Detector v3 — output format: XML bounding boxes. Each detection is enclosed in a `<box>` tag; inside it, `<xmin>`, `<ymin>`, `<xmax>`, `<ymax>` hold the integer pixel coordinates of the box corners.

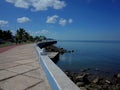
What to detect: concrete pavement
<box><xmin>0</xmin><ymin>44</ymin><xmax>51</xmax><ymax>90</ymax></box>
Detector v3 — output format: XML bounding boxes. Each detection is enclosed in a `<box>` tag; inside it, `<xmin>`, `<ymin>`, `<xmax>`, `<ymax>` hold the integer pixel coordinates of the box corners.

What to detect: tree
<box><xmin>33</xmin><ymin>36</ymin><xmax>47</xmax><ymax>42</ymax></box>
<box><xmin>0</xmin><ymin>29</ymin><xmax>13</xmax><ymax>41</ymax></box>
<box><xmin>34</xmin><ymin>36</ymin><xmax>39</xmax><ymax>41</ymax></box>
<box><xmin>24</xmin><ymin>32</ymin><xmax>30</xmax><ymax>41</ymax></box>
<box><xmin>39</xmin><ymin>36</ymin><xmax>46</xmax><ymax>40</ymax></box>
<box><xmin>29</xmin><ymin>35</ymin><xmax>34</xmax><ymax>42</ymax></box>
<box><xmin>0</xmin><ymin>29</ymin><xmax>3</xmax><ymax>39</ymax></box>
<box><xmin>15</xmin><ymin>28</ymin><xmax>34</xmax><ymax>43</ymax></box>
<box><xmin>16</xmin><ymin>28</ymin><xmax>25</xmax><ymax>42</ymax></box>
<box><xmin>6</xmin><ymin>30</ymin><xmax>12</xmax><ymax>41</ymax></box>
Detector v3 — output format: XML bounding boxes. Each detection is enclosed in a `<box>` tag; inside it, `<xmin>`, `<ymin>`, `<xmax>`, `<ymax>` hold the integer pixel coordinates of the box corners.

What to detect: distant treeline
<box><xmin>0</xmin><ymin>29</ymin><xmax>13</xmax><ymax>42</ymax></box>
<box><xmin>0</xmin><ymin>28</ymin><xmax>47</xmax><ymax>44</ymax></box>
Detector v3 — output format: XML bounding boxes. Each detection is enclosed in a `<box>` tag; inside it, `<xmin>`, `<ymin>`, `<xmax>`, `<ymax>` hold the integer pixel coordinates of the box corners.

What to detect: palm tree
<box><xmin>15</xmin><ymin>28</ymin><xmax>25</xmax><ymax>43</ymax></box>
<box><xmin>6</xmin><ymin>30</ymin><xmax>12</xmax><ymax>41</ymax></box>
<box><xmin>0</xmin><ymin>29</ymin><xmax>3</xmax><ymax>39</ymax></box>
<box><xmin>24</xmin><ymin>32</ymin><xmax>30</xmax><ymax>42</ymax></box>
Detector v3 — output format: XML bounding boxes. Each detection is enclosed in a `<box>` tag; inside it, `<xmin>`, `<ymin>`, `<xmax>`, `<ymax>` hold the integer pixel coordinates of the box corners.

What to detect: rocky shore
<box><xmin>45</xmin><ymin>45</ymin><xmax>120</xmax><ymax>90</ymax></box>
<box><xmin>45</xmin><ymin>45</ymin><xmax>74</xmax><ymax>54</ymax></box>
<box><xmin>65</xmin><ymin>70</ymin><xmax>120</xmax><ymax>90</ymax></box>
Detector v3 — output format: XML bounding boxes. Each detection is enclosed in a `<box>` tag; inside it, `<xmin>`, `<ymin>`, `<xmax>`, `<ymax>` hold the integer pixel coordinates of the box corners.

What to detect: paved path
<box><xmin>0</xmin><ymin>44</ymin><xmax>20</xmax><ymax>53</ymax></box>
<box><xmin>0</xmin><ymin>44</ymin><xmax>51</xmax><ymax>90</ymax></box>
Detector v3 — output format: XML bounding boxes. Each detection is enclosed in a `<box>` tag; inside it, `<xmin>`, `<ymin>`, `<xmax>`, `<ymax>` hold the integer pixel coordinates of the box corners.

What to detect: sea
<box><xmin>55</xmin><ymin>40</ymin><xmax>120</xmax><ymax>77</ymax></box>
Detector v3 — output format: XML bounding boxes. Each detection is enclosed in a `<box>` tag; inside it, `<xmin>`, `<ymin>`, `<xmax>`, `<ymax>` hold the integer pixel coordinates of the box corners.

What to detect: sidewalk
<box><xmin>0</xmin><ymin>44</ymin><xmax>51</xmax><ymax>90</ymax></box>
<box><xmin>0</xmin><ymin>44</ymin><xmax>19</xmax><ymax>53</ymax></box>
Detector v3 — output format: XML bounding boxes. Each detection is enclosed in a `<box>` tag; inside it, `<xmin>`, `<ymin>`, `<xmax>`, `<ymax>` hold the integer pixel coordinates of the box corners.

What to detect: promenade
<box><xmin>0</xmin><ymin>44</ymin><xmax>51</xmax><ymax>90</ymax></box>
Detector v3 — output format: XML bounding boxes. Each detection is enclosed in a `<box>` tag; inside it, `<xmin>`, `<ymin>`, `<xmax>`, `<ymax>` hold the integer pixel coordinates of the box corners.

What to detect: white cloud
<box><xmin>35</xmin><ymin>29</ymin><xmax>49</xmax><ymax>35</ymax></box>
<box><xmin>33</xmin><ymin>29</ymin><xmax>58</xmax><ymax>37</ymax></box>
<box><xmin>40</xmin><ymin>29</ymin><xmax>49</xmax><ymax>34</ymax></box>
<box><xmin>68</xmin><ymin>18</ymin><xmax>73</xmax><ymax>24</ymax></box>
<box><xmin>46</xmin><ymin>15</ymin><xmax>73</xmax><ymax>26</ymax></box>
<box><xmin>6</xmin><ymin>0</ymin><xmax>30</xmax><ymax>9</ymax></box>
<box><xmin>17</xmin><ymin>17</ymin><xmax>30</xmax><ymax>23</ymax></box>
<box><xmin>11</xmin><ymin>30</ymin><xmax>16</xmax><ymax>35</ymax></box>
<box><xmin>0</xmin><ymin>20</ymin><xmax>8</xmax><ymax>27</ymax></box>
<box><xmin>5</xmin><ymin>0</ymin><xmax>66</xmax><ymax>11</ymax></box>
<box><xmin>46</xmin><ymin>15</ymin><xmax>59</xmax><ymax>24</ymax></box>
<box><xmin>59</xmin><ymin>18</ymin><xmax>67</xmax><ymax>26</ymax></box>
<box><xmin>53</xmin><ymin>0</ymin><xmax>66</xmax><ymax>9</ymax></box>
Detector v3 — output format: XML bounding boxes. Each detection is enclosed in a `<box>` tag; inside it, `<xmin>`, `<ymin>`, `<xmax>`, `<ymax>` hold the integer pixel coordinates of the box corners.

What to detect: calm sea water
<box><xmin>55</xmin><ymin>40</ymin><xmax>120</xmax><ymax>75</ymax></box>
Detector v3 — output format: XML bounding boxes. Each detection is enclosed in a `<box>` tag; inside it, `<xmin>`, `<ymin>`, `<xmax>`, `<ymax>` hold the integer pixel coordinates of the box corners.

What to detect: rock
<box><xmin>65</xmin><ymin>71</ymin><xmax>77</xmax><ymax>82</ymax></box>
<box><xmin>67</xmin><ymin>50</ymin><xmax>71</xmax><ymax>53</ymax></box>
<box><xmin>102</xmin><ymin>84</ymin><xmax>109</xmax><ymax>90</ymax></box>
<box><xmin>98</xmin><ymin>78</ymin><xmax>106</xmax><ymax>85</ymax></box>
<box><xmin>115</xmin><ymin>84</ymin><xmax>120</xmax><ymax>90</ymax></box>
<box><xmin>80</xmin><ymin>87</ymin><xmax>87</xmax><ymax>90</ymax></box>
<box><xmin>85</xmin><ymin>83</ymin><xmax>101</xmax><ymax>90</ymax></box>
<box><xmin>92</xmin><ymin>77</ymin><xmax>99</xmax><ymax>84</ymax></box>
<box><xmin>105</xmin><ymin>80</ymin><xmax>111</xmax><ymax>84</ymax></box>
<box><xmin>117</xmin><ymin>73</ymin><xmax>120</xmax><ymax>78</ymax></box>
<box><xmin>0</xmin><ymin>87</ymin><xmax>3</xmax><ymax>90</ymax></box>
<box><xmin>112</xmin><ymin>73</ymin><xmax>120</xmax><ymax>84</ymax></box>
<box><xmin>45</xmin><ymin>45</ymin><xmax>67</xmax><ymax>54</ymax></box>
<box><xmin>76</xmin><ymin>75</ymin><xmax>84</xmax><ymax>80</ymax></box>
<box><xmin>76</xmin><ymin>73</ymin><xmax>89</xmax><ymax>79</ymax></box>
<box><xmin>83</xmin><ymin>74</ymin><xmax>90</xmax><ymax>84</ymax></box>
<box><xmin>76</xmin><ymin>82</ymin><xmax>85</xmax><ymax>87</ymax></box>
<box><xmin>75</xmin><ymin>73</ymin><xmax>90</xmax><ymax>84</ymax></box>
<box><xmin>65</xmin><ymin>71</ymin><xmax>70</xmax><ymax>75</ymax></box>
<box><xmin>64</xmin><ymin>71</ymin><xmax>120</xmax><ymax>90</ymax></box>
<box><xmin>87</xmin><ymin>74</ymin><xmax>96</xmax><ymax>82</ymax></box>
<box><xmin>75</xmin><ymin>75</ymin><xmax>84</xmax><ymax>82</ymax></box>
<box><xmin>72</xmin><ymin>50</ymin><xmax>74</xmax><ymax>52</ymax></box>
<box><xmin>112</xmin><ymin>75</ymin><xmax>117</xmax><ymax>84</ymax></box>
<box><xmin>67</xmin><ymin>50</ymin><xmax>74</xmax><ymax>53</ymax></box>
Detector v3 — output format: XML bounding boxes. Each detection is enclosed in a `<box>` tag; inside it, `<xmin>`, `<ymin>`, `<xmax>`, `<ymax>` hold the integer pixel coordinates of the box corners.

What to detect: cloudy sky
<box><xmin>0</xmin><ymin>0</ymin><xmax>120</xmax><ymax>40</ymax></box>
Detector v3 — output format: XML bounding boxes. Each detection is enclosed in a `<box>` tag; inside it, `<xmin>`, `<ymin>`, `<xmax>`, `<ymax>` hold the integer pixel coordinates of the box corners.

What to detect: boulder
<box><xmin>76</xmin><ymin>75</ymin><xmax>84</xmax><ymax>80</ymax></box>
<box><xmin>117</xmin><ymin>73</ymin><xmax>120</xmax><ymax>78</ymax></box>
<box><xmin>75</xmin><ymin>73</ymin><xmax>89</xmax><ymax>81</ymax></box>
<box><xmin>105</xmin><ymin>80</ymin><xmax>111</xmax><ymax>84</ymax></box>
<box><xmin>80</xmin><ymin>87</ymin><xmax>87</xmax><ymax>90</ymax></box>
<box><xmin>92</xmin><ymin>77</ymin><xmax>99</xmax><ymax>84</ymax></box>
<box><xmin>76</xmin><ymin>82</ymin><xmax>85</xmax><ymax>87</ymax></box>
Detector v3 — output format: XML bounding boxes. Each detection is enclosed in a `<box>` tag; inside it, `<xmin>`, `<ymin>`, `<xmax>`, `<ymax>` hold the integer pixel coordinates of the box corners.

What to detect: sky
<box><xmin>0</xmin><ymin>0</ymin><xmax>120</xmax><ymax>40</ymax></box>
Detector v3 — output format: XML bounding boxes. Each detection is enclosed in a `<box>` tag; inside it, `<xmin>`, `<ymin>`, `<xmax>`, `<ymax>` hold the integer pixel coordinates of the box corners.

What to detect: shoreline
<box><xmin>64</xmin><ymin>70</ymin><xmax>120</xmax><ymax>90</ymax></box>
<box><xmin>45</xmin><ymin>45</ymin><xmax>74</xmax><ymax>54</ymax></box>
<box><xmin>44</xmin><ymin>44</ymin><xmax>120</xmax><ymax>90</ymax></box>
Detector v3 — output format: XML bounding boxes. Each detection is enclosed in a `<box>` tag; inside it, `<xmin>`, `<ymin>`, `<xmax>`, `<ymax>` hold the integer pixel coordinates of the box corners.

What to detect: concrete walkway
<box><xmin>0</xmin><ymin>44</ymin><xmax>51</xmax><ymax>90</ymax></box>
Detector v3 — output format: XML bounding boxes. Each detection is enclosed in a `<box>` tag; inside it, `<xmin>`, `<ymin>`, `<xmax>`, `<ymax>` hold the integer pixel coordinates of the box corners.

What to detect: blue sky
<box><xmin>0</xmin><ymin>0</ymin><xmax>120</xmax><ymax>40</ymax></box>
